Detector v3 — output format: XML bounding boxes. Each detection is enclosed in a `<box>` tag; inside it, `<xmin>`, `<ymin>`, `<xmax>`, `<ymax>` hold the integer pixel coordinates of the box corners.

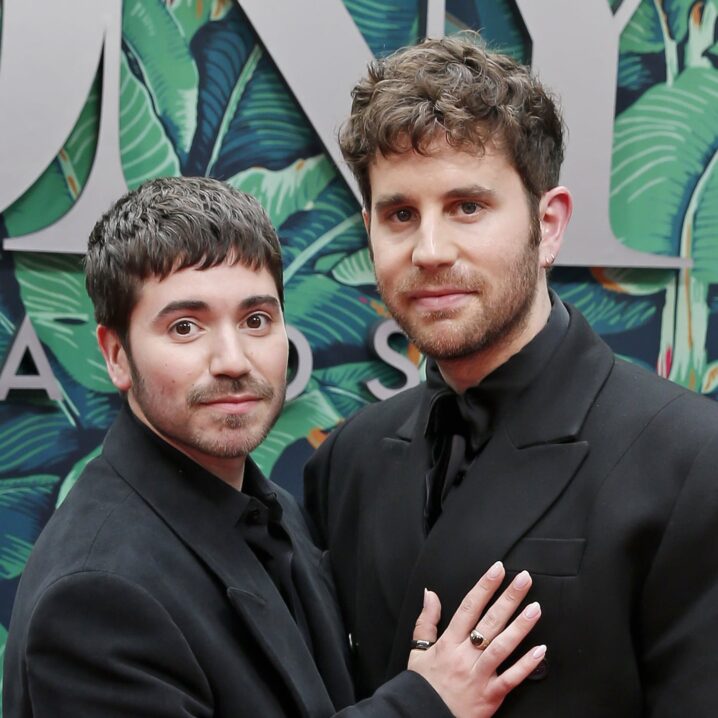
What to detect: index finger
<box><xmin>441</xmin><ymin>561</ymin><xmax>506</xmax><ymax>644</ymax></box>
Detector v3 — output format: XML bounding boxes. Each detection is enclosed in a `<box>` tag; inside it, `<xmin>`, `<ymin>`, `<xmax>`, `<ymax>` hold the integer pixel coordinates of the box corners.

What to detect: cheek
<box><xmin>372</xmin><ymin>251</ymin><xmax>401</xmax><ymax>284</ymax></box>
<box><xmin>251</xmin><ymin>337</ymin><xmax>289</xmax><ymax>383</ymax></box>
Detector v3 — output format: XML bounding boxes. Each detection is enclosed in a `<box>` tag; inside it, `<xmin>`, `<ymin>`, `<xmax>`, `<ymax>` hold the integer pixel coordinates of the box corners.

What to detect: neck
<box><xmin>437</xmin><ymin>287</ymin><xmax>552</xmax><ymax>394</ymax></box>
<box><xmin>189</xmin><ymin>454</ymin><xmax>246</xmax><ymax>491</ymax></box>
<box><xmin>128</xmin><ymin>397</ymin><xmax>246</xmax><ymax>491</ymax></box>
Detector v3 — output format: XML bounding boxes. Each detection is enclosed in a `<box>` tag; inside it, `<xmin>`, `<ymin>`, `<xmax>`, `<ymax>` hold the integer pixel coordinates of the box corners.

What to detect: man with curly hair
<box><xmin>306</xmin><ymin>35</ymin><xmax>718</xmax><ymax>716</ymax></box>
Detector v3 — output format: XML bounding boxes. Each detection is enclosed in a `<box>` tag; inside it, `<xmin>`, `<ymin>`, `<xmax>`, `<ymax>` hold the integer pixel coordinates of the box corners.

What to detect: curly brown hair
<box><xmin>339</xmin><ymin>34</ymin><xmax>565</xmax><ymax>210</ymax></box>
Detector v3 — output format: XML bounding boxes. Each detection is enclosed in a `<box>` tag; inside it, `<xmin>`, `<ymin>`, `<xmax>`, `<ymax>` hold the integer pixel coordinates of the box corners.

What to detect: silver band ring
<box><xmin>410</xmin><ymin>639</ymin><xmax>435</xmax><ymax>651</ymax></box>
<box><xmin>469</xmin><ymin>629</ymin><xmax>491</xmax><ymax>650</ymax></box>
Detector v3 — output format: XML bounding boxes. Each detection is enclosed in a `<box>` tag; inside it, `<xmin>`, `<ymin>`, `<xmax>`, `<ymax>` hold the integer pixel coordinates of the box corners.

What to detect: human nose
<box><xmin>208</xmin><ymin>326</ymin><xmax>252</xmax><ymax>378</ymax></box>
<box><xmin>411</xmin><ymin>215</ymin><xmax>457</xmax><ymax>268</ymax></box>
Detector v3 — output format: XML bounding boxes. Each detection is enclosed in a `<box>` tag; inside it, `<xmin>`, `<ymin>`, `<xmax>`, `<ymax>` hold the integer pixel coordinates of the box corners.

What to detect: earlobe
<box><xmin>96</xmin><ymin>325</ymin><xmax>132</xmax><ymax>392</ymax></box>
<box><xmin>538</xmin><ymin>186</ymin><xmax>573</xmax><ymax>268</ymax></box>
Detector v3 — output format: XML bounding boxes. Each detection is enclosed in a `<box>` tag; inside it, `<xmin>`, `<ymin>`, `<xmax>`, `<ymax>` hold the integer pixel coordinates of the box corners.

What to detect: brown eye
<box><xmin>173</xmin><ymin>320</ymin><xmax>194</xmax><ymax>336</ymax></box>
<box><xmin>245</xmin><ymin>313</ymin><xmax>270</xmax><ymax>331</ymax></box>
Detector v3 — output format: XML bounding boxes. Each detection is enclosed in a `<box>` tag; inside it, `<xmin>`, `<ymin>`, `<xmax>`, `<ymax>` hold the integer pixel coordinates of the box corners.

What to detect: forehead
<box><xmin>133</xmin><ymin>261</ymin><xmax>280</xmax><ymax>313</ymax></box>
<box><xmin>368</xmin><ymin>137</ymin><xmax>520</xmax><ymax>203</ymax></box>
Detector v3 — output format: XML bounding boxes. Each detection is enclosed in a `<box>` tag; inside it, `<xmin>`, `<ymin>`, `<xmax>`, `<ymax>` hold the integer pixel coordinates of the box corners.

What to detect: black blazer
<box><xmin>3</xmin><ymin>406</ymin><xmax>450</xmax><ymax>718</ymax></box>
<box><xmin>306</xmin><ymin>303</ymin><xmax>718</xmax><ymax>717</ymax></box>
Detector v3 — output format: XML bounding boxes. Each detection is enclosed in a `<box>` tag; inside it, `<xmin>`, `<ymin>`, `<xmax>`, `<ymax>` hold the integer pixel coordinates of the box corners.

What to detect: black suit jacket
<box><xmin>305</xmin><ymin>303</ymin><xmax>718</xmax><ymax>717</ymax></box>
<box><xmin>3</xmin><ymin>406</ymin><xmax>450</xmax><ymax>718</ymax></box>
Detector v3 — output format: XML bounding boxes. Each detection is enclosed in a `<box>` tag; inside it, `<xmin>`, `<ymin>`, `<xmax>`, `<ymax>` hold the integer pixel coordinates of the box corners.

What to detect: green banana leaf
<box><xmin>284</xmin><ymin>273</ymin><xmax>381</xmax><ymax>351</ymax></box>
<box><xmin>281</xmin><ymin>179</ymin><xmax>366</xmax><ymax>280</ymax></box>
<box><xmin>210</xmin><ymin>51</ymin><xmax>322</xmax><ymax>176</ymax></box>
<box><xmin>188</xmin><ymin>6</ymin><xmax>259</xmax><ymax>176</ymax></box>
<box><xmin>0</xmin><ymin>408</ymin><xmax>79</xmax><ymax>474</ymax></box>
<box><xmin>344</xmin><ymin>0</ymin><xmax>420</xmax><ymax>56</ymax></box>
<box><xmin>123</xmin><ymin>0</ymin><xmax>199</xmax><ymax>158</ymax></box>
<box><xmin>119</xmin><ymin>52</ymin><xmax>181</xmax><ymax>189</ymax></box>
<box><xmin>611</xmin><ymin>67</ymin><xmax>718</xmax><ymax>282</ymax></box>
<box><xmin>56</xmin><ymin>445</ymin><xmax>103</xmax><ymax>508</ymax></box>
<box><xmin>229</xmin><ymin>155</ymin><xmax>336</xmax><ymax>229</ymax></box>
<box><xmin>251</xmin><ymin>389</ymin><xmax>342</xmax><ymax>476</ymax></box>
<box><xmin>0</xmin><ymin>475</ymin><xmax>60</xmax><ymax>579</ymax></box>
<box><xmin>2</xmin><ymin>78</ymin><xmax>99</xmax><ymax>235</ymax></box>
<box><xmin>13</xmin><ymin>253</ymin><xmax>113</xmax><ymax>393</ymax></box>
<box><xmin>311</xmin><ymin>359</ymin><xmax>414</xmax><ymax>417</ymax></box>
<box><xmin>620</xmin><ymin>0</ymin><xmax>694</xmax><ymax>55</ymax></box>
<box><xmin>445</xmin><ymin>0</ymin><xmax>529</xmax><ymax>62</ymax></box>
<box><xmin>168</xmin><ymin>0</ymin><xmax>233</xmax><ymax>40</ymax></box>
<box><xmin>331</xmin><ymin>247</ymin><xmax>375</xmax><ymax>287</ymax></box>
<box><xmin>554</xmin><ymin>278</ymin><xmax>660</xmax><ymax>334</ymax></box>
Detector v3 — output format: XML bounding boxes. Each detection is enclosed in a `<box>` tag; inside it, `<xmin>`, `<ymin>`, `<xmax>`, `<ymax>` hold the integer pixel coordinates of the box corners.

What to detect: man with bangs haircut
<box><xmin>305</xmin><ymin>35</ymin><xmax>718</xmax><ymax>716</ymax></box>
<box><xmin>4</xmin><ymin>176</ymin><xmax>546</xmax><ymax>718</ymax></box>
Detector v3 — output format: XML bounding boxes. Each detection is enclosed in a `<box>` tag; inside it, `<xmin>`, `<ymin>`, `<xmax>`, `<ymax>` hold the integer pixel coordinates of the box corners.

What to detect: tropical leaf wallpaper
<box><xmin>1</xmin><ymin>0</ymin><xmax>718</xmax><ymax>700</ymax></box>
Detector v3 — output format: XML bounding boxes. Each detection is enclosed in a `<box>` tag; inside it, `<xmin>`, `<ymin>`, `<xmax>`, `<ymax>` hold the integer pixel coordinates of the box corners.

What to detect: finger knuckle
<box><xmin>488</xmin><ymin>635</ymin><xmax>509</xmax><ymax>655</ymax></box>
<box><xmin>482</xmin><ymin>610</ymin><xmax>500</xmax><ymax>630</ymax></box>
<box><xmin>493</xmin><ymin>675</ymin><xmax>512</xmax><ymax>696</ymax></box>
<box><xmin>459</xmin><ymin>596</ymin><xmax>477</xmax><ymax>615</ymax></box>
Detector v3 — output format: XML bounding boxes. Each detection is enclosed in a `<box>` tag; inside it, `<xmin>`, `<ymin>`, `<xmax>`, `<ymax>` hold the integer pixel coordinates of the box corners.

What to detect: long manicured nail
<box><xmin>532</xmin><ymin>645</ymin><xmax>547</xmax><ymax>660</ymax></box>
<box><xmin>487</xmin><ymin>561</ymin><xmax>503</xmax><ymax>579</ymax></box>
<box><xmin>514</xmin><ymin>570</ymin><xmax>530</xmax><ymax>589</ymax></box>
<box><xmin>523</xmin><ymin>601</ymin><xmax>541</xmax><ymax>619</ymax></box>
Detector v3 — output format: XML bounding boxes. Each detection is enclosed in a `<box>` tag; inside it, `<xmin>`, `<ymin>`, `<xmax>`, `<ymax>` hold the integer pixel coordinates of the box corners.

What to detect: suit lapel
<box><xmin>285</xmin><ymin>526</ymin><xmax>356</xmax><ymax>709</ymax></box>
<box><xmin>385</xmin><ymin>305</ymin><xmax>615</xmax><ymax>674</ymax></box>
<box><xmin>225</xmin><ymin>550</ymin><xmax>333</xmax><ymax>718</ymax></box>
<box><xmin>368</xmin><ymin>399</ymin><xmax>432</xmax><ymax>620</ymax></box>
<box><xmin>102</xmin><ymin>412</ymin><xmax>332</xmax><ymax>718</ymax></box>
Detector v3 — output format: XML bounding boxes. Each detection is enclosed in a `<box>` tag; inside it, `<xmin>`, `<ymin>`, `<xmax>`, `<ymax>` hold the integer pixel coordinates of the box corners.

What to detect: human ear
<box><xmin>96</xmin><ymin>325</ymin><xmax>132</xmax><ymax>392</ymax></box>
<box><xmin>538</xmin><ymin>186</ymin><xmax>573</xmax><ymax>268</ymax></box>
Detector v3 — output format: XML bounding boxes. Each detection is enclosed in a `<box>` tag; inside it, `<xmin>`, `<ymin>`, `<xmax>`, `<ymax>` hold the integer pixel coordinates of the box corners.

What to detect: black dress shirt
<box><xmin>129</xmin><ymin>410</ymin><xmax>312</xmax><ymax>647</ymax></box>
<box><xmin>423</xmin><ymin>292</ymin><xmax>570</xmax><ymax>530</ymax></box>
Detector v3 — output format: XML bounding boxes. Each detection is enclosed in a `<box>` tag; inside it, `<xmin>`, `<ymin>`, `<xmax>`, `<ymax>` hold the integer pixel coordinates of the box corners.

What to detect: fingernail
<box><xmin>532</xmin><ymin>645</ymin><xmax>547</xmax><ymax>660</ymax></box>
<box><xmin>523</xmin><ymin>601</ymin><xmax>541</xmax><ymax>619</ymax></box>
<box><xmin>514</xmin><ymin>570</ymin><xmax>530</xmax><ymax>588</ymax></box>
<box><xmin>487</xmin><ymin>561</ymin><xmax>503</xmax><ymax>579</ymax></box>
<box><xmin>423</xmin><ymin>588</ymin><xmax>428</xmax><ymax>608</ymax></box>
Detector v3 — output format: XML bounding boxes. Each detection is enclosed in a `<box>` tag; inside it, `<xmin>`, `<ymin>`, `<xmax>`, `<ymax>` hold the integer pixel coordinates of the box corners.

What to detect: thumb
<box><xmin>412</xmin><ymin>588</ymin><xmax>441</xmax><ymax>648</ymax></box>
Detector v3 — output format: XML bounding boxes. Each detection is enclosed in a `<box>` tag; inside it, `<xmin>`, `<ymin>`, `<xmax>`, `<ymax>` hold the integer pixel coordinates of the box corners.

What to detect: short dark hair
<box><xmin>339</xmin><ymin>34</ymin><xmax>565</xmax><ymax>209</ymax></box>
<box><xmin>85</xmin><ymin>176</ymin><xmax>283</xmax><ymax>342</ymax></box>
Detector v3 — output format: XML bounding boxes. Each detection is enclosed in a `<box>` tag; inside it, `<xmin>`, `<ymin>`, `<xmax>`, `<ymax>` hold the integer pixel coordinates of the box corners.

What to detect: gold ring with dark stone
<box><xmin>469</xmin><ymin>629</ymin><xmax>491</xmax><ymax>650</ymax></box>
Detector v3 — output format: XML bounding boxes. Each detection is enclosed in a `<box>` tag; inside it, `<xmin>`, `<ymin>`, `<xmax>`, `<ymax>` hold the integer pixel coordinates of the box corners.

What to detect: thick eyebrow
<box><xmin>444</xmin><ymin>184</ymin><xmax>497</xmax><ymax>201</ymax></box>
<box><xmin>373</xmin><ymin>185</ymin><xmax>496</xmax><ymax>213</ymax></box>
<box><xmin>238</xmin><ymin>295</ymin><xmax>281</xmax><ymax>313</ymax></box>
<box><xmin>154</xmin><ymin>295</ymin><xmax>281</xmax><ymax>321</ymax></box>
<box><xmin>155</xmin><ymin>300</ymin><xmax>208</xmax><ymax>320</ymax></box>
<box><xmin>373</xmin><ymin>193</ymin><xmax>412</xmax><ymax>213</ymax></box>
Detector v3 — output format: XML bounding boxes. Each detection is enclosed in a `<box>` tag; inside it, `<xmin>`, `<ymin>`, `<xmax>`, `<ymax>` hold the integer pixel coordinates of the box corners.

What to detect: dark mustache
<box><xmin>395</xmin><ymin>269</ymin><xmax>480</xmax><ymax>293</ymax></box>
<box><xmin>187</xmin><ymin>377</ymin><xmax>274</xmax><ymax>406</ymax></box>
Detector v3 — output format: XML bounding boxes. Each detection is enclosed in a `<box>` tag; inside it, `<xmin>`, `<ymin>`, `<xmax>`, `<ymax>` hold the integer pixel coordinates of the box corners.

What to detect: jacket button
<box><xmin>528</xmin><ymin>658</ymin><xmax>549</xmax><ymax>680</ymax></box>
<box><xmin>348</xmin><ymin>632</ymin><xmax>358</xmax><ymax>655</ymax></box>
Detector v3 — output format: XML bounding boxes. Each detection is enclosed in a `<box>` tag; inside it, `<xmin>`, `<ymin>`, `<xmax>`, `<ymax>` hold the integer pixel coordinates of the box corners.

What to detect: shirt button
<box><xmin>528</xmin><ymin>657</ymin><xmax>549</xmax><ymax>680</ymax></box>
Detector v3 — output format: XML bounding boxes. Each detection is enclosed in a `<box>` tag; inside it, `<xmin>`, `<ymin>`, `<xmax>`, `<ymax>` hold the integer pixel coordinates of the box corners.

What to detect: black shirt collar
<box><xmin>425</xmin><ymin>291</ymin><xmax>570</xmax><ymax>449</ymax></box>
<box><xmin>126</xmin><ymin>406</ymin><xmax>282</xmax><ymax>525</ymax></box>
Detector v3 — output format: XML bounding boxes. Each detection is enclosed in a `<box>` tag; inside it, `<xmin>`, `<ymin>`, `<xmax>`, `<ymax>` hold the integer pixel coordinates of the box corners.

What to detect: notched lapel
<box><xmin>227</xmin><ymin>578</ymin><xmax>332</xmax><ymax>718</ymax></box>
<box><xmin>370</xmin><ymin>432</ymin><xmax>430</xmax><ymax>616</ymax></box>
<box><xmin>434</xmin><ymin>429</ymin><xmax>590</xmax><ymax>569</ymax></box>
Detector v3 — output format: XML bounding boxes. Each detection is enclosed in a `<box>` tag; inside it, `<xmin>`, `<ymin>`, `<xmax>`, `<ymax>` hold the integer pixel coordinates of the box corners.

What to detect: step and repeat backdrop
<box><xmin>1</xmin><ymin>0</ymin><xmax>718</xmax><ymax>694</ymax></box>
